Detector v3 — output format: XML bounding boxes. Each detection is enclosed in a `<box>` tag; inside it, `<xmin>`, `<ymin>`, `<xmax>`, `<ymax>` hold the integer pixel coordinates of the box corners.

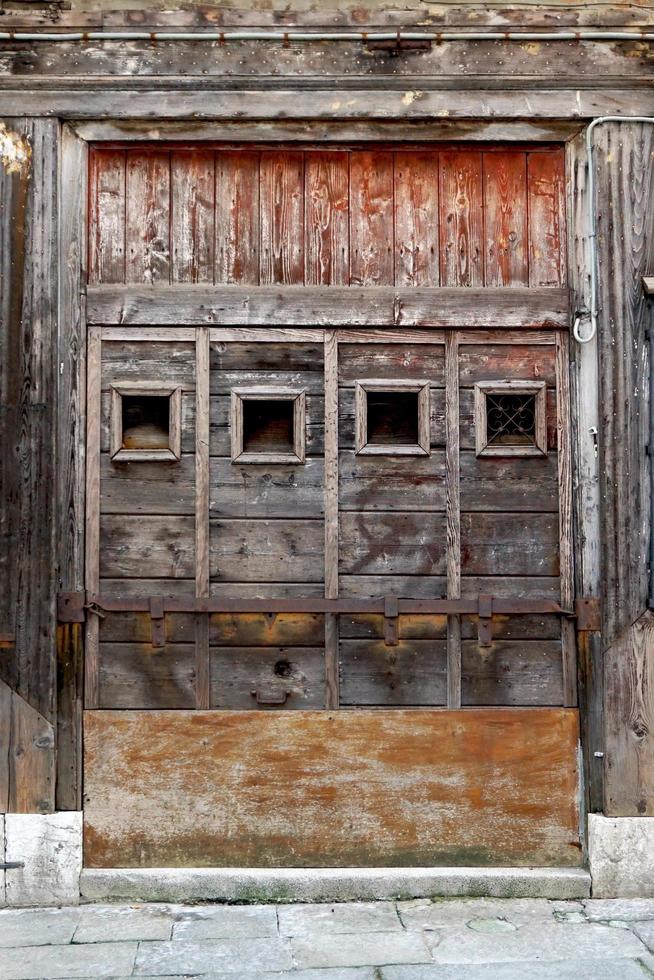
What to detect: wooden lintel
<box><xmin>87</xmin><ymin>285</ymin><xmax>571</xmax><ymax>329</ymax></box>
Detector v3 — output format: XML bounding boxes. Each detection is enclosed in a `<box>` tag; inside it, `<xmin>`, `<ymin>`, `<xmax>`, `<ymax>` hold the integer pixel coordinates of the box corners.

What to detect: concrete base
<box><xmin>0</xmin><ymin>815</ymin><xmax>5</xmax><ymax>905</ymax></box>
<box><xmin>3</xmin><ymin>812</ymin><xmax>83</xmax><ymax>907</ymax></box>
<box><xmin>589</xmin><ymin>814</ymin><xmax>654</xmax><ymax>898</ymax></box>
<box><xmin>80</xmin><ymin>866</ymin><xmax>591</xmax><ymax>904</ymax></box>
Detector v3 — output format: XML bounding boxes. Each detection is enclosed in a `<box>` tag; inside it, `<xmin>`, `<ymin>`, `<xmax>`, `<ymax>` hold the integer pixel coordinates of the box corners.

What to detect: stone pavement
<box><xmin>1</xmin><ymin>898</ymin><xmax>654</xmax><ymax>979</ymax></box>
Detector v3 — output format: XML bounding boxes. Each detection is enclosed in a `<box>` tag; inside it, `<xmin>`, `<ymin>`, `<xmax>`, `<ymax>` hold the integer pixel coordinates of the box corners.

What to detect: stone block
<box><xmin>0</xmin><ymin>940</ymin><xmax>137</xmax><ymax>979</ymax></box>
<box><xmin>397</xmin><ymin>898</ymin><xmax>553</xmax><ymax>931</ymax></box>
<box><xmin>0</xmin><ymin>907</ymin><xmax>81</xmax><ymax>947</ymax></box>
<box><xmin>584</xmin><ymin>898</ymin><xmax>654</xmax><ymax>921</ymax></box>
<box><xmin>134</xmin><ymin>938</ymin><xmax>293</xmax><ymax>975</ymax></box>
<box><xmin>5</xmin><ymin>812</ymin><xmax>82</xmax><ymax>907</ymax></box>
<box><xmin>381</xmin><ymin>961</ymin><xmax>654</xmax><ymax>979</ymax></box>
<box><xmin>291</xmin><ymin>930</ymin><xmax>431</xmax><ymax>970</ymax></box>
<box><xmin>73</xmin><ymin>904</ymin><xmax>175</xmax><ymax>942</ymax></box>
<box><xmin>278</xmin><ymin>901</ymin><xmax>402</xmax><ymax>938</ymax></box>
<box><xmin>172</xmin><ymin>904</ymin><xmax>277</xmax><ymax>941</ymax></box>
<box><xmin>588</xmin><ymin>814</ymin><xmax>654</xmax><ymax>898</ymax></box>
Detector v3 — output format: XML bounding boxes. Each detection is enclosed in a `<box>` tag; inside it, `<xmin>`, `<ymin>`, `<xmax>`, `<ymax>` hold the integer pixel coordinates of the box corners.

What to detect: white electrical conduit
<box><xmin>576</xmin><ymin>116</ymin><xmax>654</xmax><ymax>344</ymax></box>
<box><xmin>0</xmin><ymin>30</ymin><xmax>653</xmax><ymax>41</ymax></box>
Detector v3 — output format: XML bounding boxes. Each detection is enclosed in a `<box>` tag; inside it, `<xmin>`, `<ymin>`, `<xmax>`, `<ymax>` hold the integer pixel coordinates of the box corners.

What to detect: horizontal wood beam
<box><xmin>1</xmin><ymin>87</ymin><xmax>652</xmax><ymax>121</ymax></box>
<box><xmin>86</xmin><ymin>285</ymin><xmax>571</xmax><ymax>329</ymax></box>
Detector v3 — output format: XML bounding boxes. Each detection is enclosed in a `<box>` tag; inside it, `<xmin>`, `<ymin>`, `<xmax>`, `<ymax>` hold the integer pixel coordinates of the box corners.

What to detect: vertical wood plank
<box><xmin>0</xmin><ymin>681</ymin><xmax>9</xmax><ymax>811</ymax></box>
<box><xmin>567</xmin><ymin>131</ymin><xmax>604</xmax><ymax>812</ymax></box>
<box><xmin>88</xmin><ymin>148</ymin><xmax>125</xmax><ymax>284</ymax></box>
<box><xmin>304</xmin><ymin>151</ymin><xmax>349</xmax><ymax>286</ymax></box>
<box><xmin>57</xmin><ymin>125</ymin><xmax>87</xmax><ymax>809</ymax></box>
<box><xmin>215</xmin><ymin>151</ymin><xmax>260</xmax><ymax>285</ymax></box>
<box><xmin>171</xmin><ymin>150</ymin><xmax>215</xmax><ymax>284</ymax></box>
<box><xmin>8</xmin><ymin>685</ymin><xmax>55</xmax><ymax>814</ymax></box>
<box><xmin>260</xmin><ymin>150</ymin><xmax>304</xmax><ymax>285</ymax></box>
<box><xmin>84</xmin><ymin>326</ymin><xmax>102</xmax><ymax>709</ymax></box>
<box><xmin>557</xmin><ymin>332</ymin><xmax>577</xmax><ymax>707</ymax></box>
<box><xmin>195</xmin><ymin>327</ymin><xmax>211</xmax><ymax>710</ymax></box>
<box><xmin>446</xmin><ymin>331</ymin><xmax>461</xmax><ymax>709</ymax></box>
<box><xmin>439</xmin><ymin>150</ymin><xmax>483</xmax><ymax>287</ymax></box>
<box><xmin>528</xmin><ymin>149</ymin><xmax>567</xmax><ymax>288</ymax></box>
<box><xmin>125</xmin><ymin>150</ymin><xmax>171</xmax><ymax>284</ymax></box>
<box><xmin>394</xmin><ymin>151</ymin><xmax>439</xmax><ymax>287</ymax></box>
<box><xmin>349</xmin><ymin>151</ymin><xmax>394</xmax><ymax>287</ymax></box>
<box><xmin>483</xmin><ymin>151</ymin><xmax>529</xmax><ymax>287</ymax></box>
<box><xmin>324</xmin><ymin>329</ymin><xmax>339</xmax><ymax>709</ymax></box>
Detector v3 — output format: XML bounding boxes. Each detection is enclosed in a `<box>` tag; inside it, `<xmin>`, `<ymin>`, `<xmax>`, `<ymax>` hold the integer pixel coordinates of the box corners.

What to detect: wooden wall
<box><xmin>88</xmin><ymin>146</ymin><xmax>566</xmax><ymax>290</ymax></box>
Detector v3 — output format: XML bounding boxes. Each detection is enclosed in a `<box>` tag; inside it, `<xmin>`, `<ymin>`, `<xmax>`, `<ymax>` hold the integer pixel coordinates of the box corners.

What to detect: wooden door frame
<box><xmin>57</xmin><ymin>119</ymin><xmax>593</xmax><ymax>815</ymax></box>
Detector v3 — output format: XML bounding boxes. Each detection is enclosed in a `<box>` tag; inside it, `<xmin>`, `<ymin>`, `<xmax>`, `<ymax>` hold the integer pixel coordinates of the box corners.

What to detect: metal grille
<box><xmin>486</xmin><ymin>393</ymin><xmax>537</xmax><ymax>446</ymax></box>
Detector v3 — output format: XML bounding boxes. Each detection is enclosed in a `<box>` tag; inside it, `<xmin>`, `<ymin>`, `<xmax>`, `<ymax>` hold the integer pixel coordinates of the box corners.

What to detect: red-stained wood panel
<box><xmin>484</xmin><ymin>151</ymin><xmax>529</xmax><ymax>287</ymax></box>
<box><xmin>439</xmin><ymin>150</ymin><xmax>483</xmax><ymax>287</ymax></box>
<box><xmin>215</xmin><ymin>151</ymin><xmax>260</xmax><ymax>285</ymax></box>
<box><xmin>171</xmin><ymin>151</ymin><xmax>215</xmax><ymax>284</ymax></box>
<box><xmin>527</xmin><ymin>149</ymin><xmax>567</xmax><ymax>288</ymax></box>
<box><xmin>260</xmin><ymin>150</ymin><xmax>304</xmax><ymax>285</ymax></box>
<box><xmin>349</xmin><ymin>151</ymin><xmax>394</xmax><ymax>287</ymax></box>
<box><xmin>394</xmin><ymin>151</ymin><xmax>440</xmax><ymax>287</ymax></box>
<box><xmin>88</xmin><ymin>149</ymin><xmax>126</xmax><ymax>285</ymax></box>
<box><xmin>304</xmin><ymin>151</ymin><xmax>349</xmax><ymax>286</ymax></box>
<box><xmin>125</xmin><ymin>150</ymin><xmax>171</xmax><ymax>285</ymax></box>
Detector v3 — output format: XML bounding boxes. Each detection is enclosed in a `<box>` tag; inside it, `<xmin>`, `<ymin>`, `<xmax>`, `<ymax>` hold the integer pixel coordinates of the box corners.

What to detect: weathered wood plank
<box><xmin>458</xmin><ymin>342</ymin><xmax>557</xmax><ymax>386</ymax></box>
<box><xmin>210</xmin><ymin>519</ymin><xmax>324</xmax><ymax>583</ymax></box>
<box><xmin>324</xmin><ymin>329</ymin><xmax>339</xmax><ymax>709</ymax></box>
<box><xmin>340</xmin><ymin>575</ymin><xmax>448</xmax><ymax>599</ymax></box>
<box><xmin>339</xmin><ymin>512</ymin><xmax>447</xmax><ymax>576</ymax></box>
<box><xmin>85</xmin><ymin>327</ymin><xmax>102</xmax><ymax>709</ymax></box>
<box><xmin>0</xmin><ymin>681</ymin><xmax>10</xmax><ymax>811</ymax></box>
<box><xmin>171</xmin><ymin>150</ymin><xmax>214</xmax><ymax>284</ymax></box>
<box><xmin>195</xmin><ymin>327</ymin><xmax>211</xmax><ymax>710</ymax></box>
<box><xmin>556</xmin><ymin>332</ymin><xmax>577</xmax><ymax>707</ymax></box>
<box><xmin>484</xmin><ymin>151</ymin><xmax>528</xmax><ymax>287</ymax></box>
<box><xmin>460</xmin><ymin>451</ymin><xmax>559</xmax><ymax>512</ymax></box>
<box><xmin>461</xmin><ymin>513</ymin><xmax>560</xmax><ymax>577</ymax></box>
<box><xmin>339</xmin><ymin>451</ymin><xmax>446</xmax><ymax>512</ymax></box>
<box><xmin>445</xmin><ymin>331</ymin><xmax>461</xmax><ymax>709</ymax></box>
<box><xmin>210</xmin><ymin>458</ymin><xmax>324</xmax><ymax>518</ymax></box>
<box><xmin>461</xmin><ymin>640</ymin><xmax>564</xmax><ymax>706</ymax></box>
<box><xmin>349</xmin><ymin>151</ymin><xmax>394</xmax><ymax>287</ymax></box>
<box><xmin>605</xmin><ymin>611</ymin><xmax>654</xmax><ymax>816</ymax></box>
<box><xmin>125</xmin><ymin>149</ymin><xmax>171</xmax><ymax>284</ymax></box>
<box><xmin>528</xmin><ymin>149</ymin><xmax>567</xmax><ymax>288</ymax></box>
<box><xmin>338</xmin><ymin>342</ymin><xmax>444</xmax><ymax>385</ymax></box>
<box><xmin>215</xmin><ymin>151</ymin><xmax>260</xmax><ymax>285</ymax></box>
<box><xmin>260</xmin><ymin>151</ymin><xmax>304</xmax><ymax>285</ymax></box>
<box><xmin>340</xmin><ymin>640</ymin><xmax>447</xmax><ymax>707</ymax></box>
<box><xmin>100</xmin><ymin>515</ymin><xmax>195</xmax><ymax>579</ymax></box>
<box><xmin>4</xmin><ymin>682</ymin><xmax>55</xmax><ymax>814</ymax></box>
<box><xmin>89</xmin><ymin>147</ymin><xmax>126</xmax><ymax>284</ymax></box>
<box><xmin>98</xmin><ymin>643</ymin><xmax>195</xmax><ymax>710</ymax></box>
<box><xmin>394</xmin><ymin>151</ymin><xmax>439</xmax><ymax>288</ymax></box>
<box><xmin>439</xmin><ymin>150</ymin><xmax>483</xmax><ymax>288</ymax></box>
<box><xmin>101</xmin><ymin>340</ymin><xmax>196</xmax><ymax>390</ymax></box>
<box><xmin>100</xmin><ymin>454</ymin><xmax>195</xmax><ymax>516</ymax></box>
<box><xmin>83</xmin><ymin>708</ymin><xmax>582</xmax><ymax>868</ymax></box>
<box><xmin>305</xmin><ymin>152</ymin><xmax>349</xmax><ymax>287</ymax></box>
<box><xmin>211</xmin><ymin>647</ymin><xmax>325</xmax><ymax>710</ymax></box>
<box><xmin>87</xmin><ymin>284</ymin><xmax>571</xmax><ymax>329</ymax></box>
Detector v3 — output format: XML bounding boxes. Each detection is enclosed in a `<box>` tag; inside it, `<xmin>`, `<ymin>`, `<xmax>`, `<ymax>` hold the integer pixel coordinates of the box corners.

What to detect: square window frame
<box><xmin>110</xmin><ymin>383</ymin><xmax>182</xmax><ymax>462</ymax></box>
<box><xmin>355</xmin><ymin>379</ymin><xmax>431</xmax><ymax>457</ymax></box>
<box><xmin>474</xmin><ymin>380</ymin><xmax>547</xmax><ymax>458</ymax></box>
<box><xmin>231</xmin><ymin>386</ymin><xmax>306</xmax><ymax>464</ymax></box>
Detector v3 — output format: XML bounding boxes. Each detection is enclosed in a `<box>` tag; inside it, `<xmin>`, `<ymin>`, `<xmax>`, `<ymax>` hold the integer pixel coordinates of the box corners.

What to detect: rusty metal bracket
<box><xmin>575</xmin><ymin>597</ymin><xmax>601</xmax><ymax>632</ymax></box>
<box><xmin>477</xmin><ymin>594</ymin><xmax>494</xmax><ymax>648</ymax></box>
<box><xmin>252</xmin><ymin>687</ymin><xmax>289</xmax><ymax>706</ymax></box>
<box><xmin>149</xmin><ymin>596</ymin><xmax>166</xmax><ymax>648</ymax></box>
<box><xmin>57</xmin><ymin>591</ymin><xmax>86</xmax><ymax>624</ymax></box>
<box><xmin>366</xmin><ymin>31</ymin><xmax>432</xmax><ymax>54</ymax></box>
<box><xmin>384</xmin><ymin>596</ymin><xmax>399</xmax><ymax>647</ymax></box>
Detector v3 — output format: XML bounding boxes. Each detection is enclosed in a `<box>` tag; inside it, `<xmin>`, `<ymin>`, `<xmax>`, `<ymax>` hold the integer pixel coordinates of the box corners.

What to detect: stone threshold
<box><xmin>80</xmin><ymin>866</ymin><xmax>591</xmax><ymax>904</ymax></box>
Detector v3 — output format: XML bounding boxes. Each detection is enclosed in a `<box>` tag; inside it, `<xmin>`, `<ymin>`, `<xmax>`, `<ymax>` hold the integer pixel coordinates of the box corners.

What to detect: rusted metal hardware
<box><xmin>149</xmin><ymin>596</ymin><xmax>166</xmax><ymax>648</ymax></box>
<box><xmin>0</xmin><ymin>862</ymin><xmax>24</xmax><ymax>870</ymax></box>
<box><xmin>574</xmin><ymin>597</ymin><xmax>601</xmax><ymax>632</ymax></box>
<box><xmin>0</xmin><ymin>633</ymin><xmax>15</xmax><ymax>648</ymax></box>
<box><xmin>477</xmin><ymin>594</ymin><xmax>494</xmax><ymax>648</ymax></box>
<box><xmin>366</xmin><ymin>33</ymin><xmax>432</xmax><ymax>54</ymax></box>
<box><xmin>57</xmin><ymin>591</ymin><xmax>86</xmax><ymax>623</ymax></box>
<box><xmin>252</xmin><ymin>687</ymin><xmax>289</xmax><ymax>706</ymax></box>
<box><xmin>384</xmin><ymin>596</ymin><xmax>399</xmax><ymax>647</ymax></box>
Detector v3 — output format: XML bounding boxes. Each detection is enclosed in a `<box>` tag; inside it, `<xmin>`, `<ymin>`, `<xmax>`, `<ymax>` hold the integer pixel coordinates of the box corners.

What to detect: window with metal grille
<box><xmin>474</xmin><ymin>381</ymin><xmax>547</xmax><ymax>457</ymax></box>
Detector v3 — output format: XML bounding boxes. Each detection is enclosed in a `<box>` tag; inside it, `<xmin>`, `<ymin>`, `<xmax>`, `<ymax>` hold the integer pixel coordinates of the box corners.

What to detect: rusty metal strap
<box><xmin>59</xmin><ymin>592</ymin><xmax>576</xmax><ymax>620</ymax></box>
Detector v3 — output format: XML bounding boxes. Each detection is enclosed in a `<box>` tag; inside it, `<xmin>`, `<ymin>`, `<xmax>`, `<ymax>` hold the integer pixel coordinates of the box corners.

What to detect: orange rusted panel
<box><xmin>83</xmin><ymin>708</ymin><xmax>581</xmax><ymax>868</ymax></box>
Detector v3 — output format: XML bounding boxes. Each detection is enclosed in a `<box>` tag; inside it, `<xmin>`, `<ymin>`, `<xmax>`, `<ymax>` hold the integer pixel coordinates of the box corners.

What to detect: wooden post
<box><xmin>556</xmin><ymin>332</ymin><xmax>577</xmax><ymax>708</ymax></box>
<box><xmin>195</xmin><ymin>326</ymin><xmax>211</xmax><ymax>709</ymax></box>
<box><xmin>445</xmin><ymin>331</ymin><xmax>461</xmax><ymax>708</ymax></box>
<box><xmin>84</xmin><ymin>326</ymin><xmax>102</xmax><ymax>709</ymax></box>
<box><xmin>324</xmin><ymin>328</ymin><xmax>339</xmax><ymax>708</ymax></box>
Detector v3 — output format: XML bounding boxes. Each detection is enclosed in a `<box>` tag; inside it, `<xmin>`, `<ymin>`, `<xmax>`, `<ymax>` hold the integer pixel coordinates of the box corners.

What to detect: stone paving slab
<box><xmin>73</xmin><ymin>906</ymin><xmax>174</xmax><ymax>943</ymax></box>
<box><xmin>133</xmin><ymin>937</ymin><xmax>293</xmax><ymax>976</ymax></box>
<box><xmin>291</xmin><ymin>930</ymin><xmax>432</xmax><ymax>970</ymax></box>
<box><xmin>632</xmin><ymin>921</ymin><xmax>654</xmax><ymax>953</ymax></box>
<box><xmin>0</xmin><ymin>941</ymin><xmax>138</xmax><ymax>980</ymax></box>
<box><xmin>584</xmin><ymin>899</ymin><xmax>654</xmax><ymax>921</ymax></box>
<box><xmin>0</xmin><ymin>908</ymin><xmax>82</xmax><ymax>948</ymax></box>
<box><xmin>278</xmin><ymin>902</ymin><xmax>401</xmax><ymax>938</ymax></box>
<box><xmin>397</xmin><ymin>898</ymin><xmax>553</xmax><ymax>931</ymax></box>
<box><xmin>426</xmin><ymin>921</ymin><xmax>649</xmax><ymax>964</ymax></box>
<box><xmin>381</xmin><ymin>960</ymin><xmax>654</xmax><ymax>979</ymax></box>
<box><xmin>172</xmin><ymin>904</ymin><xmax>278</xmax><ymax>941</ymax></box>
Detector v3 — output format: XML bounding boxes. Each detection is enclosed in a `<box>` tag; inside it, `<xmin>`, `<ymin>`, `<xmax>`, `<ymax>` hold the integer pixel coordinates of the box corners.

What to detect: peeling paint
<box><xmin>0</xmin><ymin>122</ymin><xmax>31</xmax><ymax>176</ymax></box>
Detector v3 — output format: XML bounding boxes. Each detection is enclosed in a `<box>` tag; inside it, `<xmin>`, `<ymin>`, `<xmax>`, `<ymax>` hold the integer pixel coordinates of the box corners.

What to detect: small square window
<box><xmin>474</xmin><ymin>381</ymin><xmax>547</xmax><ymax>457</ymax></box>
<box><xmin>110</xmin><ymin>385</ymin><xmax>182</xmax><ymax>462</ymax></box>
<box><xmin>355</xmin><ymin>380</ymin><xmax>430</xmax><ymax>456</ymax></box>
<box><xmin>231</xmin><ymin>388</ymin><xmax>306</xmax><ymax>464</ymax></box>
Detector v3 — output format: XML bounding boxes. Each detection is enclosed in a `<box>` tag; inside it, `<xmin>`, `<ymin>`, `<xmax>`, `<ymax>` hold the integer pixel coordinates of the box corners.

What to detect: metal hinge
<box><xmin>574</xmin><ymin>597</ymin><xmax>601</xmax><ymax>632</ymax></box>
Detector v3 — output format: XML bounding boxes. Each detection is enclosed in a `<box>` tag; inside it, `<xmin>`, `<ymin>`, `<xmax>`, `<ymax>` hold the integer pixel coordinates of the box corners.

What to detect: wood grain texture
<box><xmin>439</xmin><ymin>150</ymin><xmax>483</xmax><ymax>288</ymax></box>
<box><xmin>394</xmin><ymin>151</ymin><xmax>439</xmax><ymax>287</ymax></box>
<box><xmin>556</xmin><ymin>332</ymin><xmax>577</xmax><ymax>707</ymax></box>
<box><xmin>305</xmin><ymin>152</ymin><xmax>349</xmax><ymax>286</ymax></box>
<box><xmin>85</xmin><ymin>327</ymin><xmax>103</xmax><ymax>708</ymax></box>
<box><xmin>195</xmin><ymin>327</ymin><xmax>210</xmax><ymax>709</ymax></box>
<box><xmin>528</xmin><ymin>149</ymin><xmax>567</xmax><ymax>288</ymax></box>
<box><xmin>171</xmin><ymin>150</ymin><xmax>214</xmax><ymax>284</ymax></box>
<box><xmin>1</xmin><ymin>680</ymin><xmax>55</xmax><ymax>814</ymax></box>
<box><xmin>445</xmin><ymin>331</ymin><xmax>461</xmax><ymax>709</ymax></box>
<box><xmin>349</xmin><ymin>151</ymin><xmax>394</xmax><ymax>287</ymax></box>
<box><xmin>215</xmin><ymin>151</ymin><xmax>260</xmax><ymax>285</ymax></box>
<box><xmin>483</xmin><ymin>151</ymin><xmax>528</xmax><ymax>287</ymax></box>
<box><xmin>260</xmin><ymin>151</ymin><xmax>304</xmax><ymax>285</ymax></box>
<box><xmin>605</xmin><ymin>611</ymin><xmax>654</xmax><ymax>816</ymax></box>
<box><xmin>125</xmin><ymin>150</ymin><xmax>171</xmax><ymax>285</ymax></box>
<box><xmin>88</xmin><ymin>148</ymin><xmax>125</xmax><ymax>284</ymax></box>
<box><xmin>83</xmin><ymin>708</ymin><xmax>582</xmax><ymax>868</ymax></box>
